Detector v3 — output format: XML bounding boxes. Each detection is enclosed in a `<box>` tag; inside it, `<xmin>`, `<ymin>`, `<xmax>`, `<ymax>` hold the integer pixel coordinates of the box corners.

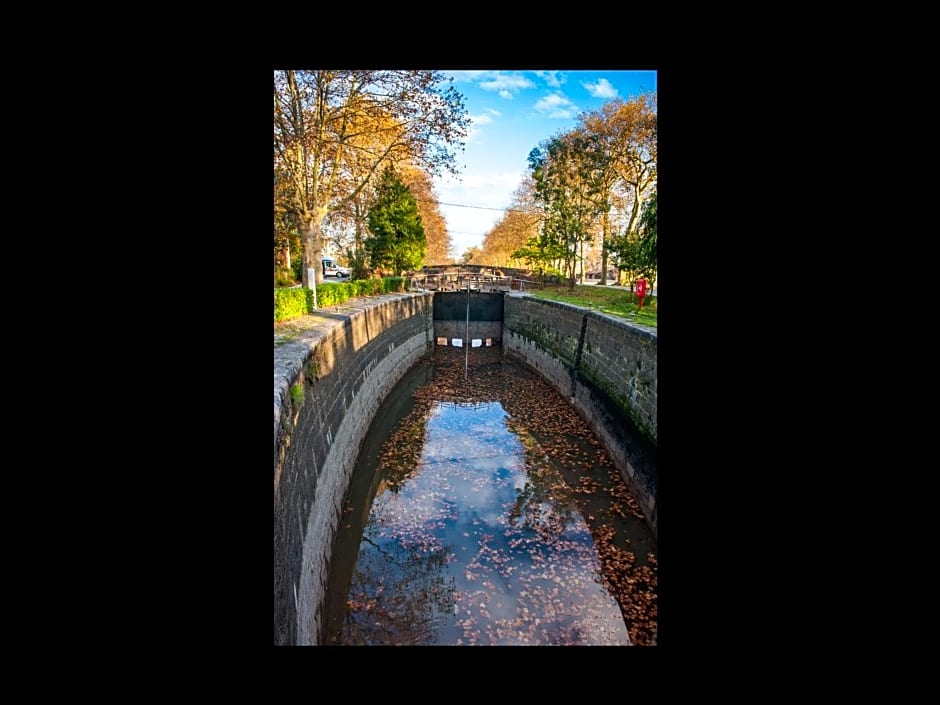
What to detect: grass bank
<box><xmin>529</xmin><ymin>284</ymin><xmax>657</xmax><ymax>328</ymax></box>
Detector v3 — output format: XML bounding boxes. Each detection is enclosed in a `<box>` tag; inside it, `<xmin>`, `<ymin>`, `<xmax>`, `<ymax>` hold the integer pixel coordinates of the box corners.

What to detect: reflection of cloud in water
<box><xmin>471</xmin><ymin>455</ymin><xmax>509</xmax><ymax>473</ymax></box>
<box><xmin>375</xmin><ymin>485</ymin><xmax>444</xmax><ymax>528</ymax></box>
<box><xmin>352</xmin><ymin>397</ymin><xmax>635</xmax><ymax>645</ymax></box>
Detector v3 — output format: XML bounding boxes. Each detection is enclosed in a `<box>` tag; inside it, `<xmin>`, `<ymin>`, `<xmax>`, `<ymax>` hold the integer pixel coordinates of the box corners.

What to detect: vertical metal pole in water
<box><xmin>465</xmin><ymin>277</ymin><xmax>470</xmax><ymax>379</ymax></box>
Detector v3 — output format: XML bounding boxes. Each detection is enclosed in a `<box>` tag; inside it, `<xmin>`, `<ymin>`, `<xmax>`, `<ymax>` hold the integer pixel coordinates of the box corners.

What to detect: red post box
<box><xmin>636</xmin><ymin>278</ymin><xmax>647</xmax><ymax>311</ymax></box>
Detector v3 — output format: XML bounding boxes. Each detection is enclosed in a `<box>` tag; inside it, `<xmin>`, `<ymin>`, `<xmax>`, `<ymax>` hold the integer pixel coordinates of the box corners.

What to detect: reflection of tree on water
<box><xmin>379</xmin><ymin>415</ymin><xmax>427</xmax><ymax>492</ymax></box>
<box><xmin>332</xmin><ymin>344</ymin><xmax>657</xmax><ymax>645</ymax></box>
<box><xmin>341</xmin><ymin>532</ymin><xmax>456</xmax><ymax>645</ymax></box>
<box><xmin>380</xmin><ymin>353</ymin><xmax>503</xmax><ymax>492</ymax></box>
<box><xmin>505</xmin><ymin>421</ymin><xmax>577</xmax><ymax>542</ymax></box>
<box><xmin>420</xmin><ymin>346</ymin><xmax>656</xmax><ymax>643</ymax></box>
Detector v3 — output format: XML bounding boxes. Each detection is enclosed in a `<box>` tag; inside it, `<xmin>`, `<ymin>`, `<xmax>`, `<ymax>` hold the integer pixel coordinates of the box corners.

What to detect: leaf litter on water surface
<box><xmin>338</xmin><ymin>345</ymin><xmax>657</xmax><ymax>645</ymax></box>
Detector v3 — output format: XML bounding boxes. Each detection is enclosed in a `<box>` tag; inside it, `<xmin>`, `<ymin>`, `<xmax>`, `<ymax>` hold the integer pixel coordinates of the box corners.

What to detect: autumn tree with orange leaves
<box><xmin>400</xmin><ymin>167</ymin><xmax>453</xmax><ymax>266</ymax></box>
<box><xmin>524</xmin><ymin>130</ymin><xmax>608</xmax><ymax>288</ymax></box>
<box><xmin>274</xmin><ymin>70</ymin><xmax>470</xmax><ymax>287</ymax></box>
<box><xmin>475</xmin><ymin>92</ymin><xmax>657</xmax><ymax>285</ymax></box>
<box><xmin>477</xmin><ymin>176</ymin><xmax>542</xmax><ymax>269</ymax></box>
<box><xmin>578</xmin><ymin>93</ymin><xmax>657</xmax><ymax>285</ymax></box>
<box><xmin>322</xmin><ymin>162</ymin><xmax>452</xmax><ymax>278</ymax></box>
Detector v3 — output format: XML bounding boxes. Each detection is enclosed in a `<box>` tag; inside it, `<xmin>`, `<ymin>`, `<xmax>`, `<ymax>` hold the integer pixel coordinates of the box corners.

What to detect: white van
<box><xmin>322</xmin><ymin>257</ymin><xmax>350</xmax><ymax>278</ymax></box>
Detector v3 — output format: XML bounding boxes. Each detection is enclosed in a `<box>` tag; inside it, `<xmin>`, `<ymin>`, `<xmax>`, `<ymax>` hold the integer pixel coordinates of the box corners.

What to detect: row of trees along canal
<box><xmin>274</xmin><ymin>70</ymin><xmax>656</xmax><ymax>291</ymax></box>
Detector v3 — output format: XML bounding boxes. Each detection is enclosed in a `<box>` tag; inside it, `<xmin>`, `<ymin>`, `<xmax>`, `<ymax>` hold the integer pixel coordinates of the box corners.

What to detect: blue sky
<box><xmin>432</xmin><ymin>69</ymin><xmax>657</xmax><ymax>258</ymax></box>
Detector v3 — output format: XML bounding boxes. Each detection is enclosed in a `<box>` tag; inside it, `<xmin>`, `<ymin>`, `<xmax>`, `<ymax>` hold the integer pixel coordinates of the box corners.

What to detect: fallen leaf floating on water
<box><xmin>336</xmin><ymin>345</ymin><xmax>656</xmax><ymax>645</ymax></box>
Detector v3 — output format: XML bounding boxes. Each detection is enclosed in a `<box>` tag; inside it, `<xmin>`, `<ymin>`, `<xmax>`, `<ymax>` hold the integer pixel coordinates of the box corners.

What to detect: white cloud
<box><xmin>582</xmin><ymin>77</ymin><xmax>619</xmax><ymax>99</ymax></box>
<box><xmin>447</xmin><ymin>70</ymin><xmax>493</xmax><ymax>82</ymax></box>
<box><xmin>533</xmin><ymin>92</ymin><xmax>579</xmax><ymax>119</ymax></box>
<box><xmin>466</xmin><ymin>109</ymin><xmax>501</xmax><ymax>144</ymax></box>
<box><xmin>479</xmin><ymin>72</ymin><xmax>535</xmax><ymax>96</ymax></box>
<box><xmin>472</xmin><ymin>111</ymin><xmax>496</xmax><ymax>126</ymax></box>
<box><xmin>535</xmin><ymin>71</ymin><xmax>566</xmax><ymax>88</ymax></box>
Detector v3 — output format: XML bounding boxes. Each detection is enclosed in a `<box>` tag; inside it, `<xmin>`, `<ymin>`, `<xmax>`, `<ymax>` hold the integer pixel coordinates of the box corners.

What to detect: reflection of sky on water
<box><xmin>353</xmin><ymin>400</ymin><xmax>631</xmax><ymax>645</ymax></box>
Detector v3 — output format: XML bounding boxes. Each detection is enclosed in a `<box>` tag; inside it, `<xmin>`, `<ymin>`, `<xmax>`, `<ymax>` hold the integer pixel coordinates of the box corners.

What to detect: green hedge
<box><xmin>274</xmin><ymin>277</ymin><xmax>408</xmax><ymax>323</ymax></box>
<box><xmin>273</xmin><ymin>288</ymin><xmax>308</xmax><ymax>322</ymax></box>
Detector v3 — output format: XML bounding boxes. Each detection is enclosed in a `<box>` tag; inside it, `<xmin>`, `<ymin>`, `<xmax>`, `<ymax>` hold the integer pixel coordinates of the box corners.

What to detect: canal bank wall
<box><xmin>503</xmin><ymin>294</ymin><xmax>658</xmax><ymax>536</ymax></box>
<box><xmin>274</xmin><ymin>292</ymin><xmax>433</xmax><ymax>646</ymax></box>
<box><xmin>274</xmin><ymin>290</ymin><xmax>657</xmax><ymax>645</ymax></box>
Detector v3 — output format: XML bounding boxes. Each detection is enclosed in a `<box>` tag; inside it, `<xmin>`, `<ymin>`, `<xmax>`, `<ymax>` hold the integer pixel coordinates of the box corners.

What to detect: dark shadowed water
<box><xmin>321</xmin><ymin>345</ymin><xmax>657</xmax><ymax>646</ymax></box>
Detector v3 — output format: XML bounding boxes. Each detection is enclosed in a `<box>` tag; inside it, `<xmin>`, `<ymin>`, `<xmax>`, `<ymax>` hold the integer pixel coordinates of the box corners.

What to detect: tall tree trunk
<box><xmin>566</xmin><ymin>243</ymin><xmax>576</xmax><ymax>290</ymax></box>
<box><xmin>300</xmin><ymin>217</ymin><xmax>324</xmax><ymax>288</ymax></box>
<box><xmin>625</xmin><ymin>181</ymin><xmax>644</xmax><ymax>237</ymax></box>
<box><xmin>599</xmin><ymin>210</ymin><xmax>610</xmax><ymax>286</ymax></box>
<box><xmin>298</xmin><ymin>206</ymin><xmax>330</xmax><ymax>288</ymax></box>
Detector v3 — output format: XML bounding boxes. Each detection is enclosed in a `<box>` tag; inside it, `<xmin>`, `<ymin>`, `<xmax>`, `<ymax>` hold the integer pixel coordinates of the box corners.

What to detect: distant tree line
<box><xmin>473</xmin><ymin>93</ymin><xmax>657</xmax><ymax>291</ymax></box>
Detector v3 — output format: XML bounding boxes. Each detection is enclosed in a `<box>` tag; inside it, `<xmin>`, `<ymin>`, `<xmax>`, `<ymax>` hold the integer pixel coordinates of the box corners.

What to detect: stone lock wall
<box><xmin>273</xmin><ymin>292</ymin><xmax>433</xmax><ymax>646</ymax></box>
<box><xmin>503</xmin><ymin>295</ymin><xmax>658</xmax><ymax>534</ymax></box>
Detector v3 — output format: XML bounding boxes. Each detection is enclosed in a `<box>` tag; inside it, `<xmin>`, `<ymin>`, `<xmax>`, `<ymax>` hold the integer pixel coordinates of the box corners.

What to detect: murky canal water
<box><xmin>321</xmin><ymin>345</ymin><xmax>657</xmax><ymax>645</ymax></box>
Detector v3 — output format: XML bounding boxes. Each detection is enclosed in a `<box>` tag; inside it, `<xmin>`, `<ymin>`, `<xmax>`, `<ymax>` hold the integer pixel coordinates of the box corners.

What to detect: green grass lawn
<box><xmin>529</xmin><ymin>284</ymin><xmax>657</xmax><ymax>328</ymax></box>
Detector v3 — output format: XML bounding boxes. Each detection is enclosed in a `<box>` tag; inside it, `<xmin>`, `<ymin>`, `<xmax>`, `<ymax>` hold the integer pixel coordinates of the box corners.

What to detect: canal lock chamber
<box><xmin>274</xmin><ymin>290</ymin><xmax>657</xmax><ymax>645</ymax></box>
